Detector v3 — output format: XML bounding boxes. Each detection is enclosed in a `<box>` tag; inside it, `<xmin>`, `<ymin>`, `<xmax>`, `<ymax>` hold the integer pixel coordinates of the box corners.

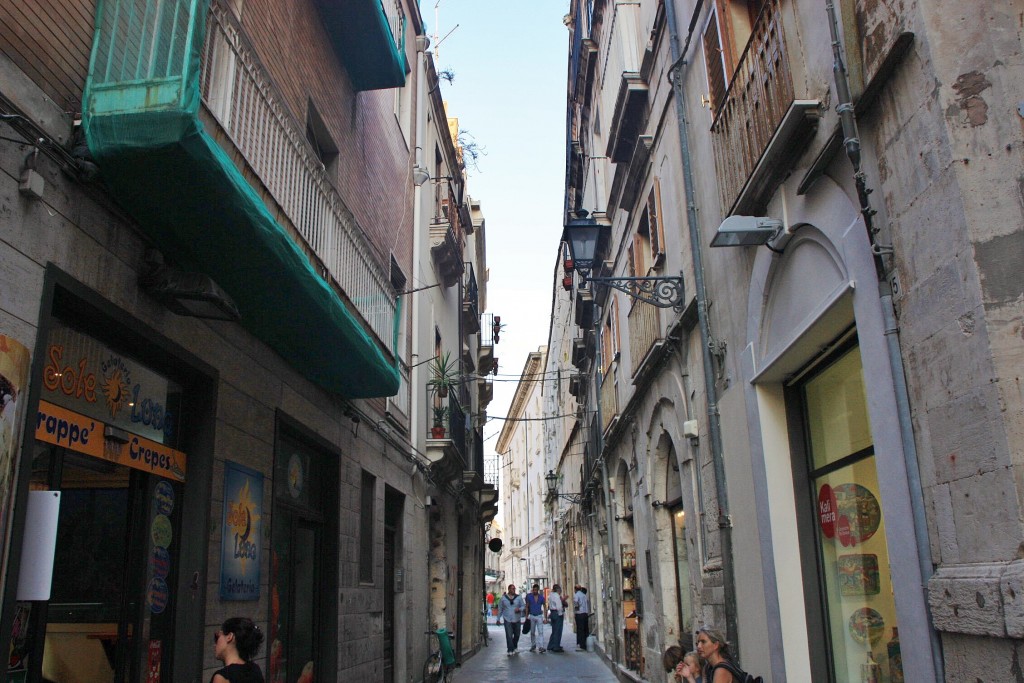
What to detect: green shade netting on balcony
<box><xmin>82</xmin><ymin>0</ymin><xmax>399</xmax><ymax>398</ymax></box>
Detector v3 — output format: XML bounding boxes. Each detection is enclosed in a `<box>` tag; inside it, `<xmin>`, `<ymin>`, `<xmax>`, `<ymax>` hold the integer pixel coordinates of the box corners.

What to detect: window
<box><xmin>702</xmin><ymin>0</ymin><xmax>771</xmax><ymax>113</ymax></box>
<box><xmin>702</xmin><ymin>6</ymin><xmax>729</xmax><ymax>113</ymax></box>
<box><xmin>305</xmin><ymin>101</ymin><xmax>339</xmax><ymax>174</ymax></box>
<box><xmin>601</xmin><ymin>298</ymin><xmax>620</xmax><ymax>371</ymax></box>
<box><xmin>795</xmin><ymin>345</ymin><xmax>903</xmax><ymax>683</ymax></box>
<box><xmin>359</xmin><ymin>470</ymin><xmax>376</xmax><ymax>583</ymax></box>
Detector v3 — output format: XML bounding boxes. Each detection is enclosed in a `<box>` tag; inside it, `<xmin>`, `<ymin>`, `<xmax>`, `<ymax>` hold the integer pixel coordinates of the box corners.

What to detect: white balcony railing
<box><xmin>199</xmin><ymin>1</ymin><xmax>396</xmax><ymax>349</ymax></box>
<box><xmin>381</xmin><ymin>0</ymin><xmax>404</xmax><ymax>53</ymax></box>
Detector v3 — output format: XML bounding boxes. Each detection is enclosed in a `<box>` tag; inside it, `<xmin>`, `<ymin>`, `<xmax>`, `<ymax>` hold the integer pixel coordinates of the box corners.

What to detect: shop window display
<box><xmin>801</xmin><ymin>347</ymin><xmax>903</xmax><ymax>683</ymax></box>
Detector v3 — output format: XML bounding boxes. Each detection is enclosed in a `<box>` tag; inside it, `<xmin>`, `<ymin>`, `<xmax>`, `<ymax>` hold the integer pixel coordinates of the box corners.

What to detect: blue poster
<box><xmin>220</xmin><ymin>461</ymin><xmax>263</xmax><ymax>600</ymax></box>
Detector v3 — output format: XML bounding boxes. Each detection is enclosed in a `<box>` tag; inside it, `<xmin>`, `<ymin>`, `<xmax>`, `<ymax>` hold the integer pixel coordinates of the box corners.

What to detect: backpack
<box><xmin>712</xmin><ymin>660</ymin><xmax>764</xmax><ymax>683</ymax></box>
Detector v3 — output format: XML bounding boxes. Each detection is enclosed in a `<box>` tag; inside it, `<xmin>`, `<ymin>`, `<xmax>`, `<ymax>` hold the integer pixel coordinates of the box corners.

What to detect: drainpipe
<box><xmin>592</xmin><ymin>295</ymin><xmax>621</xmax><ymax>664</ymax></box>
<box><xmin>664</xmin><ymin>0</ymin><xmax>739</xmax><ymax>652</ymax></box>
<box><xmin>825</xmin><ymin>2</ymin><xmax>943</xmax><ymax>678</ymax></box>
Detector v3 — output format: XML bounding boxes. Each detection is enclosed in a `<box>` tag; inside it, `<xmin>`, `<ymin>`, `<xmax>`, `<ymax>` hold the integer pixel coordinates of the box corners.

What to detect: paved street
<box><xmin>455</xmin><ymin>622</ymin><xmax>618</xmax><ymax>682</ymax></box>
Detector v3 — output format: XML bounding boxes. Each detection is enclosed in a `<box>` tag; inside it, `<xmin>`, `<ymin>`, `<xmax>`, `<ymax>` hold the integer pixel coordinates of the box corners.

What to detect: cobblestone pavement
<box><xmin>453</xmin><ymin>621</ymin><xmax>618</xmax><ymax>682</ymax></box>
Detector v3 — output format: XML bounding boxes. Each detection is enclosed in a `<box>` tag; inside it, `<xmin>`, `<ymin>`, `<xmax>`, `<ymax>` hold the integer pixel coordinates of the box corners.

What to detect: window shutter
<box><xmin>602</xmin><ymin>315</ymin><xmax>614</xmax><ymax>372</ymax></box>
<box><xmin>612</xmin><ymin>297</ymin><xmax>621</xmax><ymax>359</ymax></box>
<box><xmin>703</xmin><ymin>7</ymin><xmax>728</xmax><ymax>113</ymax></box>
<box><xmin>632</xmin><ymin>232</ymin><xmax>646</xmax><ymax>278</ymax></box>
<box><xmin>649</xmin><ymin>179</ymin><xmax>665</xmax><ymax>266</ymax></box>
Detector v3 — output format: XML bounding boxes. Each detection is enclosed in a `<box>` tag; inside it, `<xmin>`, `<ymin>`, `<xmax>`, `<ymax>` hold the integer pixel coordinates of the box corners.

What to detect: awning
<box><xmin>82</xmin><ymin>0</ymin><xmax>399</xmax><ymax>398</ymax></box>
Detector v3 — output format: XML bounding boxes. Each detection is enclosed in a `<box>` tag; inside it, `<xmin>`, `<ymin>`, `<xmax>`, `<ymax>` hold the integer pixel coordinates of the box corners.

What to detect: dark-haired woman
<box><xmin>212</xmin><ymin>617</ymin><xmax>265</xmax><ymax>683</ymax></box>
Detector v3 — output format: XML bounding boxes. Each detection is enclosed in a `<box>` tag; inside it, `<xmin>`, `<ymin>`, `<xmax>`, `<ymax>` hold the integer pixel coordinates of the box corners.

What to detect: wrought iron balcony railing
<box><xmin>199</xmin><ymin>1</ymin><xmax>396</xmax><ymax>348</ymax></box>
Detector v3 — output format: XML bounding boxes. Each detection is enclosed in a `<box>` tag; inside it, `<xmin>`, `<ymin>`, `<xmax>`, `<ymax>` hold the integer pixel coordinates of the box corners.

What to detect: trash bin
<box><xmin>587</xmin><ymin>635</ymin><xmax>596</xmax><ymax>652</ymax></box>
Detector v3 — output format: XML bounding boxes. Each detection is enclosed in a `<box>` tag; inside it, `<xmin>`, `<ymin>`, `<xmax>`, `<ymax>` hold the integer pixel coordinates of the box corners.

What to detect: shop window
<box><xmin>13</xmin><ymin>317</ymin><xmax>188</xmax><ymax>683</ymax></box>
<box><xmin>271</xmin><ymin>430</ymin><xmax>336</xmax><ymax>683</ymax></box>
<box><xmin>795</xmin><ymin>345</ymin><xmax>903</xmax><ymax>683</ymax></box>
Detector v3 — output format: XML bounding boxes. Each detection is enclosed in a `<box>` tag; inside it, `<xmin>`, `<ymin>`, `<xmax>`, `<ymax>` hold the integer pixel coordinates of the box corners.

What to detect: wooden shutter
<box><xmin>649</xmin><ymin>178</ymin><xmax>665</xmax><ymax>267</ymax></box>
<box><xmin>632</xmin><ymin>232</ymin><xmax>646</xmax><ymax>278</ymax></box>
<box><xmin>703</xmin><ymin>6</ymin><xmax>728</xmax><ymax>113</ymax></box>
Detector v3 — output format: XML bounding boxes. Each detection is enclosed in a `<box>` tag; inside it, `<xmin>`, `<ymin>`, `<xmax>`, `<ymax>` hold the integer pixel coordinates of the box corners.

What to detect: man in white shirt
<box><xmin>498</xmin><ymin>583</ymin><xmax>526</xmax><ymax>655</ymax></box>
<box><xmin>546</xmin><ymin>584</ymin><xmax>566</xmax><ymax>652</ymax></box>
<box><xmin>574</xmin><ymin>585</ymin><xmax>591</xmax><ymax>651</ymax></box>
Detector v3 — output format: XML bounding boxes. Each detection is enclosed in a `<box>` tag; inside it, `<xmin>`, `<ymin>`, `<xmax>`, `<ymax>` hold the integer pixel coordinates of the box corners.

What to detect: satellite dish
<box><xmin>488</xmin><ymin>538</ymin><xmax>503</xmax><ymax>553</ymax></box>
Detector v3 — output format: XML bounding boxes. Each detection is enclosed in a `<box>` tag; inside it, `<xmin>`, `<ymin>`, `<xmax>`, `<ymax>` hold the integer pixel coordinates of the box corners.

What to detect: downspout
<box><xmin>825</xmin><ymin>2</ymin><xmax>943</xmax><ymax>678</ymax></box>
<box><xmin>592</xmin><ymin>295</ymin><xmax>621</xmax><ymax>664</ymax></box>
<box><xmin>664</xmin><ymin>0</ymin><xmax>739</xmax><ymax>652</ymax></box>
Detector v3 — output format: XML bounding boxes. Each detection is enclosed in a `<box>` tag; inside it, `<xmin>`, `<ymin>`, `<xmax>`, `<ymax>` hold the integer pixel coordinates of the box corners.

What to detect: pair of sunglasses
<box><xmin>213</xmin><ymin>631</ymin><xmax>230</xmax><ymax>644</ymax></box>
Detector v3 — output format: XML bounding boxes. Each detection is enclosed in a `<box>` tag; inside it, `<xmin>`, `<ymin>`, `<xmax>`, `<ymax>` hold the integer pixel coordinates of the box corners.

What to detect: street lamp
<box><xmin>561</xmin><ymin>210</ymin><xmax>685</xmax><ymax>311</ymax></box>
<box><xmin>545</xmin><ymin>470</ymin><xmax>583</xmax><ymax>504</ymax></box>
<box><xmin>709</xmin><ymin>215</ymin><xmax>784</xmax><ymax>247</ymax></box>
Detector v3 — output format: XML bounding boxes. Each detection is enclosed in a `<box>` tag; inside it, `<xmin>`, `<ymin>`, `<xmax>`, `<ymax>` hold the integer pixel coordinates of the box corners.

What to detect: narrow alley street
<box><xmin>455</xmin><ymin>623</ymin><xmax>619</xmax><ymax>682</ymax></box>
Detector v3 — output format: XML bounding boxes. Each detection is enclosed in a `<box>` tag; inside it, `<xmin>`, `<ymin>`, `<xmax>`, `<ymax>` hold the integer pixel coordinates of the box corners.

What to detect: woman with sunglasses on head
<box><xmin>212</xmin><ymin>617</ymin><xmax>265</xmax><ymax>683</ymax></box>
<box><xmin>696</xmin><ymin>628</ymin><xmax>739</xmax><ymax>683</ymax></box>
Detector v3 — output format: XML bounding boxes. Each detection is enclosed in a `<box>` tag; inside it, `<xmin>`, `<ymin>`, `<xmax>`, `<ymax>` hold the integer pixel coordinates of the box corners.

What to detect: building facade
<box><xmin>551</xmin><ymin>0</ymin><xmax>1022</xmax><ymax>681</ymax></box>
<box><xmin>497</xmin><ymin>349</ymin><xmax>552</xmax><ymax>593</ymax></box>
<box><xmin>0</xmin><ymin>0</ymin><xmax>493</xmax><ymax>681</ymax></box>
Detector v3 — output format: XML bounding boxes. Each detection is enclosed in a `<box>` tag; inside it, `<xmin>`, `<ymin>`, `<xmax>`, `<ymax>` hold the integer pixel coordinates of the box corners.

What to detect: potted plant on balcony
<box><xmin>427</xmin><ymin>351</ymin><xmax>460</xmax><ymax>398</ymax></box>
<box><xmin>430</xmin><ymin>405</ymin><xmax>449</xmax><ymax>439</ymax></box>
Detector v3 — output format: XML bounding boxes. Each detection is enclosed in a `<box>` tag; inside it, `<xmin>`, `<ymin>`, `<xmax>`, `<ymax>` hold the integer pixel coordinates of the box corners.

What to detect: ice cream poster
<box><xmin>220</xmin><ymin>461</ymin><xmax>262</xmax><ymax>600</ymax></box>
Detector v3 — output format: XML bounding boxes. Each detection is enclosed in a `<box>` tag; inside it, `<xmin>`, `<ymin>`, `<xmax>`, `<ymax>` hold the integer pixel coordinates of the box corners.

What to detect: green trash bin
<box><xmin>436</xmin><ymin>628</ymin><xmax>456</xmax><ymax>666</ymax></box>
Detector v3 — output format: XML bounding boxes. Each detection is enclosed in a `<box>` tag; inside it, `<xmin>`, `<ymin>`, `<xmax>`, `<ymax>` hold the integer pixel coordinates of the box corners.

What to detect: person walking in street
<box><xmin>498</xmin><ymin>583</ymin><xmax>526</xmax><ymax>656</ymax></box>
<box><xmin>696</xmin><ymin>628</ymin><xmax>739</xmax><ymax>682</ymax></box>
<box><xmin>546</xmin><ymin>584</ymin><xmax>566</xmax><ymax>652</ymax></box>
<box><xmin>573</xmin><ymin>585</ymin><xmax>590</xmax><ymax>651</ymax></box>
<box><xmin>525</xmin><ymin>583</ymin><xmax>548</xmax><ymax>652</ymax></box>
<box><xmin>211</xmin><ymin>616</ymin><xmax>265</xmax><ymax>683</ymax></box>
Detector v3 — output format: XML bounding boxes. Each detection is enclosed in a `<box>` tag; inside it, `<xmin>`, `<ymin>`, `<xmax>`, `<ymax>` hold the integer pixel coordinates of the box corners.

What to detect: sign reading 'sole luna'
<box><xmin>42</xmin><ymin>323</ymin><xmax>175</xmax><ymax>444</ymax></box>
<box><xmin>220</xmin><ymin>461</ymin><xmax>262</xmax><ymax>600</ymax></box>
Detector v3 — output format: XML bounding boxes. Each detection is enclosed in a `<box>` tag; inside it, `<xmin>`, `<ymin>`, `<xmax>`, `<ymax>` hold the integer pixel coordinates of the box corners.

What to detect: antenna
<box><xmin>432</xmin><ymin>0</ymin><xmax>459</xmax><ymax>59</ymax></box>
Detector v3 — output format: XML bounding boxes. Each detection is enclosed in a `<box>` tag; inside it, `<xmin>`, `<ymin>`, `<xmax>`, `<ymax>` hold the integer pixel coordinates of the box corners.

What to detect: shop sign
<box><xmin>41</xmin><ymin>324</ymin><xmax>173</xmax><ymax>444</ymax></box>
<box><xmin>35</xmin><ymin>400</ymin><xmax>187</xmax><ymax>482</ymax></box>
<box><xmin>220</xmin><ymin>461</ymin><xmax>262</xmax><ymax>600</ymax></box>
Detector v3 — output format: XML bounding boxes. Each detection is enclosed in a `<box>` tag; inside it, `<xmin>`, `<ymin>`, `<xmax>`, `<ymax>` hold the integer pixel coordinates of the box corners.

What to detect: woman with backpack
<box><xmin>695</xmin><ymin>628</ymin><xmax>761</xmax><ymax>683</ymax></box>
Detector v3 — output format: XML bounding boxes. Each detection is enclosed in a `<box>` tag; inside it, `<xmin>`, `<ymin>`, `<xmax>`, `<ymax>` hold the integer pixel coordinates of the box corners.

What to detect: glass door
<box><xmin>17</xmin><ymin>444</ymin><xmax>180</xmax><ymax>683</ymax></box>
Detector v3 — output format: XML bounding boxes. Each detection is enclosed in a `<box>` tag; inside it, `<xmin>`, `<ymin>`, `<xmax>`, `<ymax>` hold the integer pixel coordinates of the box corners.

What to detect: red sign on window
<box><xmin>147</xmin><ymin>640</ymin><xmax>161</xmax><ymax>683</ymax></box>
<box><xmin>818</xmin><ymin>485</ymin><xmax>838</xmax><ymax>538</ymax></box>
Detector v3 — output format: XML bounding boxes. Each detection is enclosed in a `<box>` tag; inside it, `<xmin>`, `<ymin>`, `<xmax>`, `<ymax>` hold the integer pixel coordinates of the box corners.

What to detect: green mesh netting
<box><xmin>82</xmin><ymin>0</ymin><xmax>400</xmax><ymax>398</ymax></box>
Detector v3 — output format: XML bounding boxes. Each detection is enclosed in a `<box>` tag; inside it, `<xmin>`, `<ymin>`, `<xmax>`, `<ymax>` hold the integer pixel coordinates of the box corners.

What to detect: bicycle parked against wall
<box><xmin>423</xmin><ymin>628</ymin><xmax>456</xmax><ymax>683</ymax></box>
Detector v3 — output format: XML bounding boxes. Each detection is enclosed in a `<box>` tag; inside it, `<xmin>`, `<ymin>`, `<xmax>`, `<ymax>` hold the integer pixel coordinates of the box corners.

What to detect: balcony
<box><xmin>711</xmin><ymin>0</ymin><xmax>820</xmax><ymax>215</ymax></box>
<box><xmin>463</xmin><ymin>265</ymin><xmax>480</xmax><ymax>334</ymax></box>
<box><xmin>478</xmin><ymin>375</ymin><xmax>494</xmax><ymax>407</ymax></box>
<box><xmin>430</xmin><ymin>178</ymin><xmax>466</xmax><ymax>288</ymax></box>
<box><xmin>628</xmin><ymin>301</ymin><xmax>664</xmax><ymax>382</ymax></box>
<box><xmin>82</xmin><ymin>0</ymin><xmax>398</xmax><ymax>397</ymax></box>
<box><xmin>479</xmin><ymin>313</ymin><xmax>496</xmax><ymax>371</ymax></box>
<box><xmin>314</xmin><ymin>0</ymin><xmax>409</xmax><ymax>91</ymax></box>
<box><xmin>600</xmin><ymin>0</ymin><xmax>648</xmax><ymax>163</ymax></box>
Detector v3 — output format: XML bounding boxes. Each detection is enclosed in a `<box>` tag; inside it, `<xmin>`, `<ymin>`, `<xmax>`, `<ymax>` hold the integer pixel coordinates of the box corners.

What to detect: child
<box><xmin>678</xmin><ymin>651</ymin><xmax>703</xmax><ymax>683</ymax></box>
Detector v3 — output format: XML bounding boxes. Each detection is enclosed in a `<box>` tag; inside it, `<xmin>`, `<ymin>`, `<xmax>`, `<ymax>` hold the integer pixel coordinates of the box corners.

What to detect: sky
<box><xmin>423</xmin><ymin>0</ymin><xmax>571</xmax><ymax>458</ymax></box>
